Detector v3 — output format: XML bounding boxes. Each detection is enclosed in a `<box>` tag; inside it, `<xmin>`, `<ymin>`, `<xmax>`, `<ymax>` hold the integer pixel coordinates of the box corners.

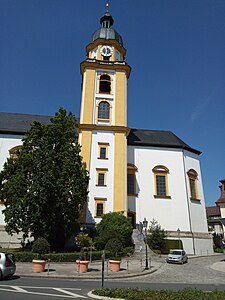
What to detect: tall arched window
<box><xmin>98</xmin><ymin>101</ymin><xmax>110</xmax><ymax>120</ymax></box>
<box><xmin>99</xmin><ymin>74</ymin><xmax>111</xmax><ymax>94</ymax></box>
<box><xmin>152</xmin><ymin>165</ymin><xmax>171</xmax><ymax>198</ymax></box>
<box><xmin>187</xmin><ymin>169</ymin><xmax>199</xmax><ymax>201</ymax></box>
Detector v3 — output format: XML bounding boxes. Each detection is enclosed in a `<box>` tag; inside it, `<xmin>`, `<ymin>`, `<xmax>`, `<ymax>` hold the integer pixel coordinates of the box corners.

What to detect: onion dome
<box><xmin>90</xmin><ymin>4</ymin><xmax>124</xmax><ymax>47</ymax></box>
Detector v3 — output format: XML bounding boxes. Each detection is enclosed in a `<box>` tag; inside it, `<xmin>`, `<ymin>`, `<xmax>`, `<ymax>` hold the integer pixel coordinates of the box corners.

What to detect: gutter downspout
<box><xmin>182</xmin><ymin>149</ymin><xmax>196</xmax><ymax>255</ymax></box>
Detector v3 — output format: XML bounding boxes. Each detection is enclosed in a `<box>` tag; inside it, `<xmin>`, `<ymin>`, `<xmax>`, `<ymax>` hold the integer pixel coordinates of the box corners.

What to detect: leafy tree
<box><xmin>94</xmin><ymin>212</ymin><xmax>133</xmax><ymax>250</ymax></box>
<box><xmin>0</xmin><ymin>108</ymin><xmax>89</xmax><ymax>251</ymax></box>
<box><xmin>147</xmin><ymin>219</ymin><xmax>167</xmax><ymax>251</ymax></box>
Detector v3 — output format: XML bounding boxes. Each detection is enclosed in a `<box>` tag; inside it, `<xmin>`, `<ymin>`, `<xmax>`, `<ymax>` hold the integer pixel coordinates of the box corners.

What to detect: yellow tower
<box><xmin>79</xmin><ymin>5</ymin><xmax>131</xmax><ymax>223</ymax></box>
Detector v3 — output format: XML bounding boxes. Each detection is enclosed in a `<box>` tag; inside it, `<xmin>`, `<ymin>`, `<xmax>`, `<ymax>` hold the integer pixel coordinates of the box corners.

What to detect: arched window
<box><xmin>152</xmin><ymin>165</ymin><xmax>171</xmax><ymax>198</ymax></box>
<box><xmin>187</xmin><ymin>169</ymin><xmax>199</xmax><ymax>201</ymax></box>
<box><xmin>99</xmin><ymin>74</ymin><xmax>111</xmax><ymax>94</ymax></box>
<box><xmin>9</xmin><ymin>145</ymin><xmax>22</xmax><ymax>159</ymax></box>
<box><xmin>98</xmin><ymin>101</ymin><xmax>110</xmax><ymax>120</ymax></box>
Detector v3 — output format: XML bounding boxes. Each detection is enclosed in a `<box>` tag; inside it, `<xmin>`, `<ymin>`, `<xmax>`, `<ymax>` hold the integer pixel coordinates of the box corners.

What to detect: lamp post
<box><xmin>177</xmin><ymin>228</ymin><xmax>181</xmax><ymax>249</ymax></box>
<box><xmin>143</xmin><ymin>218</ymin><xmax>149</xmax><ymax>270</ymax></box>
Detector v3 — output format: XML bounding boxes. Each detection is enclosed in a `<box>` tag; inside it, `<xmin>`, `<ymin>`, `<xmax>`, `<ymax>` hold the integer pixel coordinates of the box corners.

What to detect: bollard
<box><xmin>47</xmin><ymin>259</ymin><xmax>51</xmax><ymax>275</ymax></box>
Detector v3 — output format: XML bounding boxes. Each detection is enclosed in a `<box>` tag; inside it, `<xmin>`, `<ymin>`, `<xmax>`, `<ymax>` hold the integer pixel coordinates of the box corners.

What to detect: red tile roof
<box><xmin>206</xmin><ymin>206</ymin><xmax>221</xmax><ymax>217</ymax></box>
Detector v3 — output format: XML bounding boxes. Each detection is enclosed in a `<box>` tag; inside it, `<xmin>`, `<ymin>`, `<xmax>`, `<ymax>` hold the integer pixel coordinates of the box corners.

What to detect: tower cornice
<box><xmin>78</xmin><ymin>123</ymin><xmax>131</xmax><ymax>136</ymax></box>
<box><xmin>80</xmin><ymin>58</ymin><xmax>131</xmax><ymax>78</ymax></box>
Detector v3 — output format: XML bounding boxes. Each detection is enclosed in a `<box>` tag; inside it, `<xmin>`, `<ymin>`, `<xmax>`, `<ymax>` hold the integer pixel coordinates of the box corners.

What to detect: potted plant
<box><xmin>32</xmin><ymin>237</ymin><xmax>50</xmax><ymax>273</ymax></box>
<box><xmin>105</xmin><ymin>238</ymin><xmax>123</xmax><ymax>272</ymax></box>
<box><xmin>75</xmin><ymin>233</ymin><xmax>93</xmax><ymax>273</ymax></box>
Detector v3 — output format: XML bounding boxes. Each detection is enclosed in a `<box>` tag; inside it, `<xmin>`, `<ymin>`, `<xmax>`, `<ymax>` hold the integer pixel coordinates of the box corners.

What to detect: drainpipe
<box><xmin>182</xmin><ymin>149</ymin><xmax>196</xmax><ymax>255</ymax></box>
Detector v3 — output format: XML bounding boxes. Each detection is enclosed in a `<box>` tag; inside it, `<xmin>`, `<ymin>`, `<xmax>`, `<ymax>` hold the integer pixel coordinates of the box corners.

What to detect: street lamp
<box><xmin>177</xmin><ymin>228</ymin><xmax>181</xmax><ymax>249</ymax></box>
<box><xmin>143</xmin><ymin>218</ymin><xmax>149</xmax><ymax>270</ymax></box>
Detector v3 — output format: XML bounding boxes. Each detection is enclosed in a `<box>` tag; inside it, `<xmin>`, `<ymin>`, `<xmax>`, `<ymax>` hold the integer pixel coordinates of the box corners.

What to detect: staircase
<box><xmin>132</xmin><ymin>228</ymin><xmax>156</xmax><ymax>258</ymax></box>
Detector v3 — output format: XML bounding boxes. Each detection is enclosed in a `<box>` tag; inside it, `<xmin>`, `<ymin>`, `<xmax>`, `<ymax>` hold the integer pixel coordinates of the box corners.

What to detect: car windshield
<box><xmin>170</xmin><ymin>250</ymin><xmax>182</xmax><ymax>255</ymax></box>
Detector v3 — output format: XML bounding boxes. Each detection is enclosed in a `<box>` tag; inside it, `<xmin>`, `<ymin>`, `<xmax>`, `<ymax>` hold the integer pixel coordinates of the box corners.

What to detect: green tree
<box><xmin>147</xmin><ymin>219</ymin><xmax>167</xmax><ymax>251</ymax></box>
<box><xmin>94</xmin><ymin>212</ymin><xmax>133</xmax><ymax>250</ymax></box>
<box><xmin>0</xmin><ymin>108</ymin><xmax>89</xmax><ymax>251</ymax></box>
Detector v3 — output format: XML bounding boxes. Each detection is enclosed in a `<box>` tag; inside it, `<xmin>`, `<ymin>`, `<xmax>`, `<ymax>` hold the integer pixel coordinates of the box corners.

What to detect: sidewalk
<box><xmin>15</xmin><ymin>256</ymin><xmax>164</xmax><ymax>279</ymax></box>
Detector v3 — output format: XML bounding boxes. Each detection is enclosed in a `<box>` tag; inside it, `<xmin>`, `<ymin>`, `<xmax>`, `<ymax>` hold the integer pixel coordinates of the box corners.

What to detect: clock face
<box><xmin>100</xmin><ymin>45</ymin><xmax>113</xmax><ymax>57</ymax></box>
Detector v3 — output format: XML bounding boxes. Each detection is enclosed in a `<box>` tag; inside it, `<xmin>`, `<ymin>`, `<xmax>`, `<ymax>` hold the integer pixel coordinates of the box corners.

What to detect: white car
<box><xmin>166</xmin><ymin>249</ymin><xmax>188</xmax><ymax>264</ymax></box>
<box><xmin>0</xmin><ymin>252</ymin><xmax>16</xmax><ymax>279</ymax></box>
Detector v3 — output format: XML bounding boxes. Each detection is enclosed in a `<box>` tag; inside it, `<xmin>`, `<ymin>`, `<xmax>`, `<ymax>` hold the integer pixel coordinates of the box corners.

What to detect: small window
<box><xmin>94</xmin><ymin>198</ymin><xmax>106</xmax><ymax>218</ymax></box>
<box><xmin>99</xmin><ymin>74</ymin><xmax>111</xmax><ymax>93</ymax></box>
<box><xmin>98</xmin><ymin>173</ymin><xmax>105</xmax><ymax>186</ymax></box>
<box><xmin>187</xmin><ymin>169</ymin><xmax>199</xmax><ymax>201</ymax></box>
<box><xmin>100</xmin><ymin>147</ymin><xmax>106</xmax><ymax>159</ymax></box>
<box><xmin>98</xmin><ymin>101</ymin><xmax>110</xmax><ymax>120</ymax></box>
<box><xmin>96</xmin><ymin>168</ymin><xmax>108</xmax><ymax>186</ymax></box>
<box><xmin>127</xmin><ymin>164</ymin><xmax>138</xmax><ymax>196</ymax></box>
<box><xmin>98</xmin><ymin>143</ymin><xmax>109</xmax><ymax>160</ymax></box>
<box><xmin>152</xmin><ymin>165</ymin><xmax>171</xmax><ymax>199</ymax></box>
<box><xmin>96</xmin><ymin>203</ymin><xmax>104</xmax><ymax>217</ymax></box>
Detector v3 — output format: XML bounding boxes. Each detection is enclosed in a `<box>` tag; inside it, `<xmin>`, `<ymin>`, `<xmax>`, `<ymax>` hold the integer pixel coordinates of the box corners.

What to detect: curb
<box><xmin>16</xmin><ymin>266</ymin><xmax>160</xmax><ymax>280</ymax></box>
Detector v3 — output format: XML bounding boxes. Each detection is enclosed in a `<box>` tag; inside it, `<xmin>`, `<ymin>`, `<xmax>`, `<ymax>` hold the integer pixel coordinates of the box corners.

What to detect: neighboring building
<box><xmin>206</xmin><ymin>206</ymin><xmax>223</xmax><ymax>236</ymax></box>
<box><xmin>215</xmin><ymin>179</ymin><xmax>225</xmax><ymax>237</ymax></box>
<box><xmin>0</xmin><ymin>6</ymin><xmax>213</xmax><ymax>254</ymax></box>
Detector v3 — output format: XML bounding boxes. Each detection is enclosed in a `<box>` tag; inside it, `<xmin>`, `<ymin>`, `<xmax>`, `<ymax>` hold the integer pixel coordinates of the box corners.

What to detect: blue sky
<box><xmin>1</xmin><ymin>0</ymin><xmax>224</xmax><ymax>207</ymax></box>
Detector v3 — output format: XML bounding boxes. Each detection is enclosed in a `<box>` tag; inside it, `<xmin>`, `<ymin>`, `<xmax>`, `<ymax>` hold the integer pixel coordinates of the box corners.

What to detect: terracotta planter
<box><xmin>32</xmin><ymin>259</ymin><xmax>46</xmax><ymax>273</ymax></box>
<box><xmin>76</xmin><ymin>260</ymin><xmax>89</xmax><ymax>273</ymax></box>
<box><xmin>109</xmin><ymin>259</ymin><xmax>121</xmax><ymax>272</ymax></box>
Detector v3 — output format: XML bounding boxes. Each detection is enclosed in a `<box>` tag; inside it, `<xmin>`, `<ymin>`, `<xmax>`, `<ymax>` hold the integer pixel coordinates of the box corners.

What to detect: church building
<box><xmin>0</xmin><ymin>6</ymin><xmax>213</xmax><ymax>255</ymax></box>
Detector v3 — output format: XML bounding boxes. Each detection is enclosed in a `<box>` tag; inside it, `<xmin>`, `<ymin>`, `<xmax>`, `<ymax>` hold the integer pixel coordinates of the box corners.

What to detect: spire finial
<box><xmin>106</xmin><ymin>2</ymin><xmax>109</xmax><ymax>13</ymax></box>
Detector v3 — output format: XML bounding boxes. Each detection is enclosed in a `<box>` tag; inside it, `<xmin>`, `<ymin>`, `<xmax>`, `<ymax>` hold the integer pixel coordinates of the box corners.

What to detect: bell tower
<box><xmin>79</xmin><ymin>4</ymin><xmax>131</xmax><ymax>223</ymax></box>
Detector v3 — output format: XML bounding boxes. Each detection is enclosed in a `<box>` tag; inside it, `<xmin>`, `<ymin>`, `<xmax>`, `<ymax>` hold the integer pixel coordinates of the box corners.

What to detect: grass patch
<box><xmin>92</xmin><ymin>288</ymin><xmax>225</xmax><ymax>300</ymax></box>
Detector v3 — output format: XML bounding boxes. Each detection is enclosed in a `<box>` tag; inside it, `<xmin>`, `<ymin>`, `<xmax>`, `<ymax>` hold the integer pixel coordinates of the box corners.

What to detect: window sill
<box><xmin>94</xmin><ymin>216</ymin><xmax>103</xmax><ymax>218</ymax></box>
<box><xmin>154</xmin><ymin>195</ymin><xmax>171</xmax><ymax>199</ymax></box>
<box><xmin>96</xmin><ymin>184</ymin><xmax>107</xmax><ymax>187</ymax></box>
<box><xmin>98</xmin><ymin>157</ymin><xmax>108</xmax><ymax>160</ymax></box>
<box><xmin>190</xmin><ymin>197</ymin><xmax>201</xmax><ymax>202</ymax></box>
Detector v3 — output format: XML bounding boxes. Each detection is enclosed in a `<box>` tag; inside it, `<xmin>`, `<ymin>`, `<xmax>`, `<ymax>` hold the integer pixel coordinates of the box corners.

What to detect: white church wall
<box><xmin>0</xmin><ymin>134</ymin><xmax>23</xmax><ymax>169</ymax></box>
<box><xmin>0</xmin><ymin>134</ymin><xmax>23</xmax><ymax>226</ymax></box>
<box><xmin>183</xmin><ymin>150</ymin><xmax>209</xmax><ymax>233</ymax></box>
<box><xmin>128</xmin><ymin>145</ymin><xmax>191</xmax><ymax>231</ymax></box>
<box><xmin>86</xmin><ymin>130</ymin><xmax>115</xmax><ymax>224</ymax></box>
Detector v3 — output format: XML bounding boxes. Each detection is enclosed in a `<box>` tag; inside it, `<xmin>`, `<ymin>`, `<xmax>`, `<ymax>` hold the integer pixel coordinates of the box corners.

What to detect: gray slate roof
<box><xmin>0</xmin><ymin>112</ymin><xmax>51</xmax><ymax>135</ymax></box>
<box><xmin>128</xmin><ymin>128</ymin><xmax>201</xmax><ymax>155</ymax></box>
<box><xmin>0</xmin><ymin>112</ymin><xmax>201</xmax><ymax>155</ymax></box>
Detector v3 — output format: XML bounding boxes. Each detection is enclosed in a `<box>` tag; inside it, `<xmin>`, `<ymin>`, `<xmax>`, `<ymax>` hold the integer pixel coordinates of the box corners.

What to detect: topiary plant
<box><xmin>32</xmin><ymin>237</ymin><xmax>50</xmax><ymax>259</ymax></box>
<box><xmin>105</xmin><ymin>238</ymin><xmax>123</xmax><ymax>260</ymax></box>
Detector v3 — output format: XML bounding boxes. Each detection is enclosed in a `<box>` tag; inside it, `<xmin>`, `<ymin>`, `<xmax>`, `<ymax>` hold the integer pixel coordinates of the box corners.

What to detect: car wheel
<box><xmin>181</xmin><ymin>259</ymin><xmax>184</xmax><ymax>265</ymax></box>
<box><xmin>0</xmin><ymin>269</ymin><xmax>3</xmax><ymax>280</ymax></box>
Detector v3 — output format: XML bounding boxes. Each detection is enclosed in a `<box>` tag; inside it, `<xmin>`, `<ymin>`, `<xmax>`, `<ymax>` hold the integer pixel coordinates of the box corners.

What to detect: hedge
<box><xmin>12</xmin><ymin>250</ymin><xmax>113</xmax><ymax>262</ymax></box>
<box><xmin>93</xmin><ymin>288</ymin><xmax>225</xmax><ymax>300</ymax></box>
<box><xmin>2</xmin><ymin>246</ymin><xmax>134</xmax><ymax>262</ymax></box>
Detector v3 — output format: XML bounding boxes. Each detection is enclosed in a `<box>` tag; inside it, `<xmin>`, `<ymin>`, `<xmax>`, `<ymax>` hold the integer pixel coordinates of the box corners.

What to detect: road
<box><xmin>0</xmin><ymin>255</ymin><xmax>225</xmax><ymax>299</ymax></box>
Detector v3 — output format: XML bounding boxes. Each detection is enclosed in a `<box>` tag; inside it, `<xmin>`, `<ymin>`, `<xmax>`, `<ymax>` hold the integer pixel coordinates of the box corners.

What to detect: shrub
<box><xmin>94</xmin><ymin>212</ymin><xmax>133</xmax><ymax>250</ymax></box>
<box><xmin>105</xmin><ymin>238</ymin><xmax>123</xmax><ymax>258</ymax></box>
<box><xmin>32</xmin><ymin>237</ymin><xmax>50</xmax><ymax>258</ymax></box>
<box><xmin>213</xmin><ymin>233</ymin><xmax>223</xmax><ymax>251</ymax></box>
<box><xmin>147</xmin><ymin>219</ymin><xmax>167</xmax><ymax>251</ymax></box>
